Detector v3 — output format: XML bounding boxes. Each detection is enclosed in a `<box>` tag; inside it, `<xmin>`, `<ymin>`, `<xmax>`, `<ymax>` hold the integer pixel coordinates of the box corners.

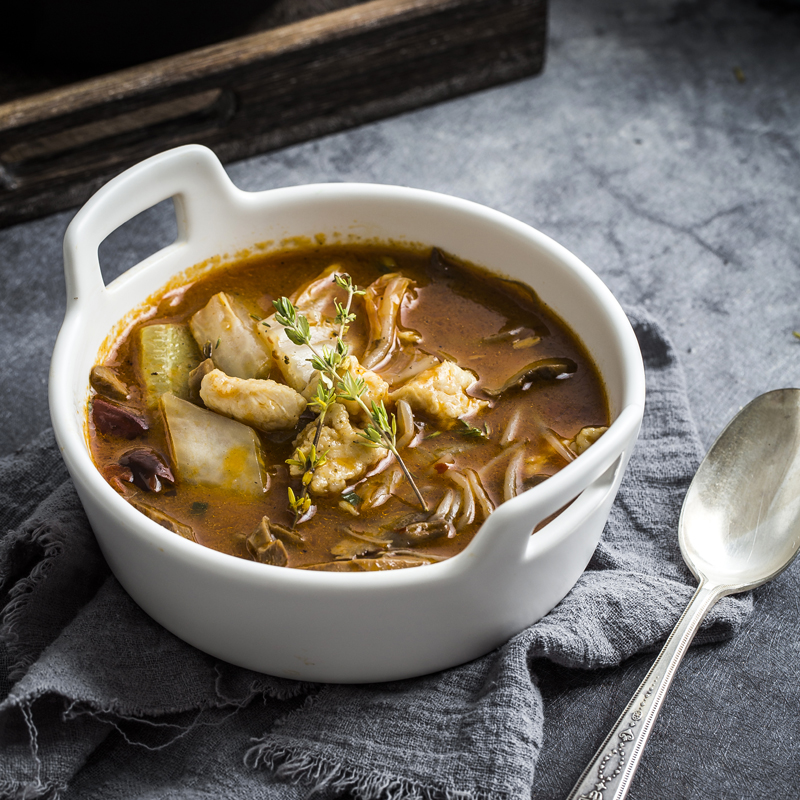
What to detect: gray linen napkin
<box><xmin>0</xmin><ymin>308</ymin><xmax>752</xmax><ymax>800</ymax></box>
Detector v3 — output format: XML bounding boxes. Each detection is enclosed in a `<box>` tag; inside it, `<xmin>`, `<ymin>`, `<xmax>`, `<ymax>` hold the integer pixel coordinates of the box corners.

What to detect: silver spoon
<box><xmin>567</xmin><ymin>388</ymin><xmax>800</xmax><ymax>800</ymax></box>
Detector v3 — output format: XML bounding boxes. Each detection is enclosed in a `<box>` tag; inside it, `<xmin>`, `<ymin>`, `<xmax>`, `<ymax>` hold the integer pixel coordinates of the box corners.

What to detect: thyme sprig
<box><xmin>285</xmin><ymin>443</ymin><xmax>328</xmax><ymax>523</ymax></box>
<box><xmin>276</xmin><ymin>277</ymin><xmax>428</xmax><ymax>520</ymax></box>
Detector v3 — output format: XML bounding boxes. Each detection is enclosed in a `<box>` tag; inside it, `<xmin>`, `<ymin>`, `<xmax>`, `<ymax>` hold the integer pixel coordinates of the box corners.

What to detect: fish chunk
<box><xmin>338</xmin><ymin>355</ymin><xmax>390</xmax><ymax>420</ymax></box>
<box><xmin>290</xmin><ymin>403</ymin><xmax>387</xmax><ymax>495</ymax></box>
<box><xmin>258</xmin><ymin>316</ymin><xmax>338</xmax><ymax>395</ymax></box>
<box><xmin>199</xmin><ymin>369</ymin><xmax>307</xmax><ymax>431</ymax></box>
<box><xmin>190</xmin><ymin>292</ymin><xmax>271</xmax><ymax>379</ymax></box>
<box><xmin>390</xmin><ymin>360</ymin><xmax>488</xmax><ymax>422</ymax></box>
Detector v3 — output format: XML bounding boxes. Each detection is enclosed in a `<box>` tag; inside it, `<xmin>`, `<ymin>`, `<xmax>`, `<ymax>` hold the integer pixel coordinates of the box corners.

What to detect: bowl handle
<box><xmin>464</xmin><ymin>403</ymin><xmax>643</xmax><ymax>567</ymax></box>
<box><xmin>61</xmin><ymin>144</ymin><xmax>232</xmax><ymax>305</ymax></box>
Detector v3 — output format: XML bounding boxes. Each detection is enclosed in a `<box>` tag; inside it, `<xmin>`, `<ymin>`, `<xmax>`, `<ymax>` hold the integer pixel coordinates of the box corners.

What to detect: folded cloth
<box><xmin>0</xmin><ymin>308</ymin><xmax>752</xmax><ymax>800</ymax></box>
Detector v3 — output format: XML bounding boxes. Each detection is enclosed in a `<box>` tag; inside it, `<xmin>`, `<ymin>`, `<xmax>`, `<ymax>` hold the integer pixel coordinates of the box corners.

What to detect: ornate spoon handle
<box><xmin>566</xmin><ymin>583</ymin><xmax>724</xmax><ymax>800</ymax></box>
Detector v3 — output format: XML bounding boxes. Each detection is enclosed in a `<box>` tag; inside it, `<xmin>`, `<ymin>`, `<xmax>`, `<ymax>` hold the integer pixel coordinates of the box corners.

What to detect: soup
<box><xmin>88</xmin><ymin>243</ymin><xmax>609</xmax><ymax>571</ymax></box>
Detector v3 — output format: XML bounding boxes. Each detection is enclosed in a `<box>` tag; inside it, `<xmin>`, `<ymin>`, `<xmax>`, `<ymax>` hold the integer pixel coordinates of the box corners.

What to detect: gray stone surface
<box><xmin>1</xmin><ymin>0</ymin><xmax>799</xmax><ymax>796</ymax></box>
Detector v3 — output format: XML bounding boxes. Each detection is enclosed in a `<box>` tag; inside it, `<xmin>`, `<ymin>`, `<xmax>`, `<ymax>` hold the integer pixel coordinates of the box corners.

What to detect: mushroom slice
<box><xmin>129</xmin><ymin>499</ymin><xmax>194</xmax><ymax>541</ymax></box>
<box><xmin>90</xmin><ymin>366</ymin><xmax>130</xmax><ymax>400</ymax></box>
<box><xmin>246</xmin><ymin>516</ymin><xmax>289</xmax><ymax>566</ymax></box>
<box><xmin>302</xmin><ymin>553</ymin><xmax>438</xmax><ymax>571</ymax></box>
<box><xmin>428</xmin><ymin>247</ymin><xmax>464</xmax><ymax>279</ymax></box>
<box><xmin>331</xmin><ymin>528</ymin><xmax>389</xmax><ymax>559</ymax></box>
<box><xmin>482</xmin><ymin>358</ymin><xmax>578</xmax><ymax>397</ymax></box>
<box><xmin>187</xmin><ymin>358</ymin><xmax>215</xmax><ymax>405</ymax></box>
<box><xmin>119</xmin><ymin>448</ymin><xmax>174</xmax><ymax>492</ymax></box>
<box><xmin>392</xmin><ymin>517</ymin><xmax>455</xmax><ymax>546</ymax></box>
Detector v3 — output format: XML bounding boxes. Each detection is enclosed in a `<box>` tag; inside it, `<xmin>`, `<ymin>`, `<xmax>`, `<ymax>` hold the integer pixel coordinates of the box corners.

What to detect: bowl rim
<box><xmin>50</xmin><ymin>150</ymin><xmax>645</xmax><ymax>589</ymax></box>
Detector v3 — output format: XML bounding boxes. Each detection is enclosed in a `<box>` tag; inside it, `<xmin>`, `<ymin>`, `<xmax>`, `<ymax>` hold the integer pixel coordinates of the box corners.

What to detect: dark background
<box><xmin>1</xmin><ymin>0</ymin><xmax>799</xmax><ymax>796</ymax></box>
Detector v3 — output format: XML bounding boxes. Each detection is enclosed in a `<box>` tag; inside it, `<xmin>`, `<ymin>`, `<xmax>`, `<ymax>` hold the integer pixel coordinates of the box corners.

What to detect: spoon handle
<box><xmin>566</xmin><ymin>582</ymin><xmax>724</xmax><ymax>800</ymax></box>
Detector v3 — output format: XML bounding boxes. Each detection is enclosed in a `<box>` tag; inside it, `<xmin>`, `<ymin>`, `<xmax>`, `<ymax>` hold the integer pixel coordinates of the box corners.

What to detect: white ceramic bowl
<box><xmin>50</xmin><ymin>145</ymin><xmax>645</xmax><ymax>683</ymax></box>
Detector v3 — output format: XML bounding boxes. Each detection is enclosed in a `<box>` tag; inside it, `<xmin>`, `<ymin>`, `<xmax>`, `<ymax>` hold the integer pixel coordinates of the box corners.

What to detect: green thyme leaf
<box><xmin>459</xmin><ymin>419</ymin><xmax>490</xmax><ymax>439</ymax></box>
<box><xmin>342</xmin><ymin>491</ymin><xmax>362</xmax><ymax>507</ymax></box>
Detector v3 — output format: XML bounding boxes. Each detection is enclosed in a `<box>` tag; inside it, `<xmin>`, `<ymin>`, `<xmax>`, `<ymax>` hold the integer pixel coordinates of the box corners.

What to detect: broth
<box><xmin>88</xmin><ymin>243</ymin><xmax>609</xmax><ymax>570</ymax></box>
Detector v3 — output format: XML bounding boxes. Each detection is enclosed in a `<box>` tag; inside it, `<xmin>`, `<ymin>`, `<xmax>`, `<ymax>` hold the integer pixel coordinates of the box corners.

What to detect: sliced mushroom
<box><xmin>187</xmin><ymin>358</ymin><xmax>215</xmax><ymax>405</ymax></box>
<box><xmin>302</xmin><ymin>553</ymin><xmax>437</xmax><ymax>571</ymax></box>
<box><xmin>246</xmin><ymin>516</ymin><xmax>289</xmax><ymax>566</ymax></box>
<box><xmin>119</xmin><ymin>448</ymin><xmax>174</xmax><ymax>492</ymax></box>
<box><xmin>392</xmin><ymin>517</ymin><xmax>455</xmax><ymax>546</ymax></box>
<box><xmin>269</xmin><ymin>520</ymin><xmax>306</xmax><ymax>547</ymax></box>
<box><xmin>129</xmin><ymin>499</ymin><xmax>194</xmax><ymax>540</ymax></box>
<box><xmin>90</xmin><ymin>366</ymin><xmax>130</xmax><ymax>400</ymax></box>
<box><xmin>482</xmin><ymin>358</ymin><xmax>578</xmax><ymax>397</ymax></box>
<box><xmin>428</xmin><ymin>247</ymin><xmax>464</xmax><ymax>278</ymax></box>
<box><xmin>91</xmin><ymin>397</ymin><xmax>148</xmax><ymax>439</ymax></box>
<box><xmin>101</xmin><ymin>463</ymin><xmax>134</xmax><ymax>494</ymax></box>
<box><xmin>494</xmin><ymin>276</ymin><xmax>542</xmax><ymax>311</ymax></box>
<box><xmin>331</xmin><ymin>528</ymin><xmax>389</xmax><ymax>559</ymax></box>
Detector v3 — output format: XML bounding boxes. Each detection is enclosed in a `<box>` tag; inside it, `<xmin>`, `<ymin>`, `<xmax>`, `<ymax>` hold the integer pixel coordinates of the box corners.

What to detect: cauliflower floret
<box><xmin>338</xmin><ymin>355</ymin><xmax>390</xmax><ymax>420</ymax></box>
<box><xmin>200</xmin><ymin>369</ymin><xmax>307</xmax><ymax>431</ymax></box>
<box><xmin>290</xmin><ymin>403</ymin><xmax>387</xmax><ymax>495</ymax></box>
<box><xmin>390</xmin><ymin>360</ymin><xmax>488</xmax><ymax>422</ymax></box>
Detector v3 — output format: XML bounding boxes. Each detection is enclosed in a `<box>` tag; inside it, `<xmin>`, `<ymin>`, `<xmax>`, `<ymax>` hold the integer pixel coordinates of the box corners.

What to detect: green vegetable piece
<box><xmin>138</xmin><ymin>324</ymin><xmax>203</xmax><ymax>408</ymax></box>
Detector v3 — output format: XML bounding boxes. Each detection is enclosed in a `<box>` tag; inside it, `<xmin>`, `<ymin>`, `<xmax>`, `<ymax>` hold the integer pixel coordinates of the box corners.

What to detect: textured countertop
<box><xmin>1</xmin><ymin>0</ymin><xmax>798</xmax><ymax>796</ymax></box>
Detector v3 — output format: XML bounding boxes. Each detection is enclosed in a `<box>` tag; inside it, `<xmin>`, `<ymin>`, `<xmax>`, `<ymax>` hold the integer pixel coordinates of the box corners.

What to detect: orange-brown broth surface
<box><xmin>89</xmin><ymin>244</ymin><xmax>609</xmax><ymax>568</ymax></box>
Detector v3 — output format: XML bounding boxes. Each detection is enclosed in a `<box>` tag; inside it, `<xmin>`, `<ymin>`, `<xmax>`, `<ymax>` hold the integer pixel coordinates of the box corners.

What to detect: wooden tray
<box><xmin>0</xmin><ymin>0</ymin><xmax>546</xmax><ymax>229</ymax></box>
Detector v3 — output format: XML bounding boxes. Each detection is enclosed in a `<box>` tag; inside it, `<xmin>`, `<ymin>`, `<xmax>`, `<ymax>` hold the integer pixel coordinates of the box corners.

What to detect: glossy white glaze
<box><xmin>50</xmin><ymin>145</ymin><xmax>645</xmax><ymax>682</ymax></box>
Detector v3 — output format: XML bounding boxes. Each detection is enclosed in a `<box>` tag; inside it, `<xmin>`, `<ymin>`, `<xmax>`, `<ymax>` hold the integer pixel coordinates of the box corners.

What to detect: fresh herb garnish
<box><xmin>459</xmin><ymin>420</ymin><xmax>490</xmax><ymax>440</ymax></box>
<box><xmin>275</xmin><ymin>275</ymin><xmax>428</xmax><ymax>524</ymax></box>
<box><xmin>342</xmin><ymin>491</ymin><xmax>362</xmax><ymax>507</ymax></box>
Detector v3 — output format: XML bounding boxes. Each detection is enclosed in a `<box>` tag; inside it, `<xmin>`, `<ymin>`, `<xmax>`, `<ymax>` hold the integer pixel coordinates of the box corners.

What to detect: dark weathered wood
<box><xmin>0</xmin><ymin>0</ymin><xmax>546</xmax><ymax>228</ymax></box>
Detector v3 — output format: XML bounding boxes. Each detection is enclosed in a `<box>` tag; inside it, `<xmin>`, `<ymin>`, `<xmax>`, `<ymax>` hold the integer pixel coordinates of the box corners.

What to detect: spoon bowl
<box><xmin>680</xmin><ymin>388</ymin><xmax>800</xmax><ymax>588</ymax></box>
<box><xmin>569</xmin><ymin>389</ymin><xmax>800</xmax><ymax>800</ymax></box>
